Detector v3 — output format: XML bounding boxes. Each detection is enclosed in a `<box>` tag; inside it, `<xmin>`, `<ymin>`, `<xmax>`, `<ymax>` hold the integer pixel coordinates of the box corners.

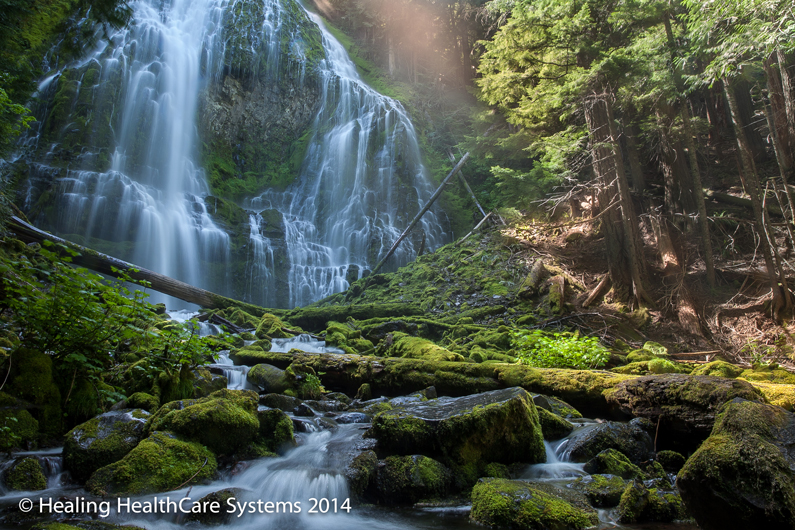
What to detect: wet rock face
<box><xmin>369</xmin><ymin>387</ymin><xmax>545</xmax><ymax>469</ymax></box>
<box><xmin>375</xmin><ymin>455</ymin><xmax>453</xmax><ymax>504</ymax></box>
<box><xmin>471</xmin><ymin>478</ymin><xmax>598</xmax><ymax>530</ymax></box>
<box><xmin>63</xmin><ymin>409</ymin><xmax>150</xmax><ymax>483</ymax></box>
<box><xmin>3</xmin><ymin>457</ymin><xmax>47</xmax><ymax>491</ymax></box>
<box><xmin>677</xmin><ymin>398</ymin><xmax>795</xmax><ymax>530</ymax></box>
<box><xmin>555</xmin><ymin>419</ymin><xmax>653</xmax><ymax>463</ymax></box>
<box><xmin>247</xmin><ymin>364</ymin><xmax>290</xmax><ymax>393</ymax></box>
<box><xmin>606</xmin><ymin>374</ymin><xmax>764</xmax><ymax>450</ymax></box>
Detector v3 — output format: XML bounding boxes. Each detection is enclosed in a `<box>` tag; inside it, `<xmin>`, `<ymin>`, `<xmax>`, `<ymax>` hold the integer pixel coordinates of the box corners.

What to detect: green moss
<box><xmin>346</xmin><ymin>450</ymin><xmax>378</xmax><ymax>499</ymax></box>
<box><xmin>256</xmin><ymin>408</ymin><xmax>295</xmax><ymax>452</ymax></box>
<box><xmin>86</xmin><ymin>432</ymin><xmax>217</xmax><ymax>496</ymax></box>
<box><xmin>739</xmin><ymin>366</ymin><xmax>795</xmax><ymax>385</ymax></box>
<box><xmin>145</xmin><ymin>389</ymin><xmax>259</xmax><ymax>455</ymax></box>
<box><xmin>376</xmin><ymin>455</ymin><xmax>452</xmax><ymax>503</ymax></box>
<box><xmin>383</xmin><ymin>333</ymin><xmax>465</xmax><ymax>362</ymax></box>
<box><xmin>8</xmin><ymin>347</ymin><xmax>62</xmax><ymax>438</ymax></box>
<box><xmin>3</xmin><ymin>457</ymin><xmax>46</xmax><ymax>491</ymax></box>
<box><xmin>127</xmin><ymin>392</ymin><xmax>159</xmax><ymax>412</ymax></box>
<box><xmin>647</xmin><ymin>358</ymin><xmax>680</xmax><ymax>374</ymax></box>
<box><xmin>0</xmin><ymin>409</ymin><xmax>38</xmax><ymax>451</ymax></box>
<box><xmin>256</xmin><ymin>313</ymin><xmax>292</xmax><ymax>339</ymax></box>
<box><xmin>692</xmin><ymin>361</ymin><xmax>744</xmax><ymax>379</ymax></box>
<box><xmin>536</xmin><ymin>407</ymin><xmax>574</xmax><ymax>440</ymax></box>
<box><xmin>482</xmin><ymin>462</ymin><xmax>511</xmax><ymax>479</ymax></box>
<box><xmin>656</xmin><ymin>450</ymin><xmax>686</xmax><ymax>473</ymax></box>
<box><xmin>583</xmin><ymin>449</ymin><xmax>645</xmax><ymax>480</ymax></box>
<box><xmin>571</xmin><ymin>474</ymin><xmax>626</xmax><ymax>507</ymax></box>
<box><xmin>618</xmin><ymin>480</ymin><xmax>686</xmax><ymax>523</ymax></box>
<box><xmin>750</xmin><ymin>381</ymin><xmax>795</xmax><ymax>410</ymax></box>
<box><xmin>471</xmin><ymin>478</ymin><xmax>598</xmax><ymax>529</ymax></box>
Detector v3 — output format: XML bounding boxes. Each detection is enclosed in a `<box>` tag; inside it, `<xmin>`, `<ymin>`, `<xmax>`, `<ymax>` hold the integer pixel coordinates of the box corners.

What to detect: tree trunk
<box><xmin>625</xmin><ymin>123</ymin><xmax>645</xmax><ymax>193</ymax></box>
<box><xmin>733</xmin><ymin>78</ymin><xmax>769</xmax><ymax>162</ymax></box>
<box><xmin>724</xmin><ymin>80</ymin><xmax>785</xmax><ymax>319</ymax></box>
<box><xmin>777</xmin><ymin>49</ymin><xmax>795</xmax><ymax>156</ymax></box>
<box><xmin>765</xmin><ymin>55</ymin><xmax>794</xmax><ymax>175</ymax></box>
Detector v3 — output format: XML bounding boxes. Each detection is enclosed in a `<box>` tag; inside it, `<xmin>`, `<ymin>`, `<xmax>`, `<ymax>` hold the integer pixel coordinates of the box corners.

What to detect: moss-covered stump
<box><xmin>185</xmin><ymin>488</ymin><xmax>242</xmax><ymax>525</ymax></box>
<box><xmin>556</xmin><ymin>419</ymin><xmax>653</xmax><ymax>463</ymax></box>
<box><xmin>86</xmin><ymin>431</ymin><xmax>217</xmax><ymax>496</ymax></box>
<box><xmin>256</xmin><ymin>408</ymin><xmax>295</xmax><ymax>453</ymax></box>
<box><xmin>63</xmin><ymin>409</ymin><xmax>150</xmax><ymax>483</ymax></box>
<box><xmin>537</xmin><ymin>408</ymin><xmax>574</xmax><ymax>440</ymax></box>
<box><xmin>145</xmin><ymin>389</ymin><xmax>259</xmax><ymax>455</ymax></box>
<box><xmin>471</xmin><ymin>478</ymin><xmax>598</xmax><ymax>529</ymax></box>
<box><xmin>617</xmin><ymin>480</ymin><xmax>687</xmax><ymax>523</ymax></box>
<box><xmin>192</xmin><ymin>367</ymin><xmax>228</xmax><ymax>398</ymax></box>
<box><xmin>241</xmin><ymin>350</ymin><xmax>632</xmax><ymax>416</ymax></box>
<box><xmin>677</xmin><ymin>398</ymin><xmax>795</xmax><ymax>530</ymax></box>
<box><xmin>583</xmin><ymin>449</ymin><xmax>645</xmax><ymax>480</ymax></box>
<box><xmin>605</xmin><ymin>374</ymin><xmax>764</xmax><ymax>450</ymax></box>
<box><xmin>3</xmin><ymin>457</ymin><xmax>46</xmax><ymax>491</ymax></box>
<box><xmin>381</xmin><ymin>333</ymin><xmax>465</xmax><ymax>362</ymax></box>
<box><xmin>570</xmin><ymin>474</ymin><xmax>626</xmax><ymax>507</ymax></box>
<box><xmin>247</xmin><ymin>364</ymin><xmax>290</xmax><ymax>393</ymax></box>
<box><xmin>370</xmin><ymin>387</ymin><xmax>544</xmax><ymax>485</ymax></box>
<box><xmin>375</xmin><ymin>455</ymin><xmax>452</xmax><ymax>504</ymax></box>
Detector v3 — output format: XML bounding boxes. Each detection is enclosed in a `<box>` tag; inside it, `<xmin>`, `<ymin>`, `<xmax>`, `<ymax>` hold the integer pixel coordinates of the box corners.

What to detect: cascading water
<box><xmin>245</xmin><ymin>7</ymin><xmax>449</xmax><ymax>308</ymax></box>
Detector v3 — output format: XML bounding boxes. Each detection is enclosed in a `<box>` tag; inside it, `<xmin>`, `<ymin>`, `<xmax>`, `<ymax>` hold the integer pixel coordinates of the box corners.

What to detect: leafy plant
<box><xmin>512</xmin><ymin>329</ymin><xmax>610</xmax><ymax>369</ymax></box>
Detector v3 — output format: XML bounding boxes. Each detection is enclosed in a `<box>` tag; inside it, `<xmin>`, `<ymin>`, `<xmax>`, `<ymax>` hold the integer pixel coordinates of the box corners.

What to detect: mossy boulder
<box><xmin>556</xmin><ymin>419</ymin><xmax>653</xmax><ymax>463</ymax></box>
<box><xmin>259</xmin><ymin>393</ymin><xmax>302</xmax><ymax>411</ymax></box>
<box><xmin>346</xmin><ymin>450</ymin><xmax>378</xmax><ymax>500</ymax></box>
<box><xmin>125</xmin><ymin>393</ymin><xmax>159</xmax><ymax>412</ymax></box>
<box><xmin>618</xmin><ymin>480</ymin><xmax>687</xmax><ymax>523</ymax></box>
<box><xmin>86</xmin><ymin>431</ymin><xmax>217</xmax><ymax>496</ymax></box>
<box><xmin>145</xmin><ymin>389</ymin><xmax>259</xmax><ymax>455</ymax></box>
<box><xmin>8</xmin><ymin>347</ymin><xmax>62</xmax><ymax>438</ymax></box>
<box><xmin>692</xmin><ymin>361</ymin><xmax>744</xmax><ymax>379</ymax></box>
<box><xmin>0</xmin><ymin>408</ymin><xmax>39</xmax><ymax>451</ymax></box>
<box><xmin>570</xmin><ymin>474</ymin><xmax>626</xmax><ymax>507</ymax></box>
<box><xmin>471</xmin><ymin>478</ymin><xmax>598</xmax><ymax>529</ymax></box>
<box><xmin>382</xmin><ymin>333</ymin><xmax>465</xmax><ymax>362</ymax></box>
<box><xmin>256</xmin><ymin>313</ymin><xmax>291</xmax><ymax>339</ymax></box>
<box><xmin>63</xmin><ymin>409</ymin><xmax>150</xmax><ymax>483</ymax></box>
<box><xmin>230</xmin><ymin>345</ymin><xmax>272</xmax><ymax>366</ymax></box>
<box><xmin>605</xmin><ymin>374</ymin><xmax>765</xmax><ymax>450</ymax></box>
<box><xmin>677</xmin><ymin>398</ymin><xmax>795</xmax><ymax>530</ymax></box>
<box><xmin>537</xmin><ymin>407</ymin><xmax>574</xmax><ymax>440</ymax></box>
<box><xmin>247</xmin><ymin>364</ymin><xmax>291</xmax><ymax>393</ymax></box>
<box><xmin>583</xmin><ymin>448</ymin><xmax>645</xmax><ymax>480</ymax></box>
<box><xmin>656</xmin><ymin>450</ymin><xmax>686</xmax><ymax>473</ymax></box>
<box><xmin>256</xmin><ymin>408</ymin><xmax>295</xmax><ymax>453</ymax></box>
<box><xmin>3</xmin><ymin>457</ymin><xmax>46</xmax><ymax>491</ymax></box>
<box><xmin>370</xmin><ymin>387</ymin><xmax>545</xmax><ymax>478</ymax></box>
<box><xmin>324</xmin><ymin>322</ymin><xmax>374</xmax><ymax>355</ymax></box>
<box><xmin>532</xmin><ymin>394</ymin><xmax>582</xmax><ymax>419</ymax></box>
<box><xmin>192</xmin><ymin>367</ymin><xmax>228</xmax><ymax>398</ymax></box>
<box><xmin>375</xmin><ymin>455</ymin><xmax>452</xmax><ymax>504</ymax></box>
<box><xmin>185</xmin><ymin>488</ymin><xmax>242</xmax><ymax>525</ymax></box>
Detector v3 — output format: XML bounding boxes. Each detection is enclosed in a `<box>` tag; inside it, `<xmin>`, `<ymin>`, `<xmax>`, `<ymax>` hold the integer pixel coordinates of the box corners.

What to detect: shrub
<box><xmin>512</xmin><ymin>329</ymin><xmax>610</xmax><ymax>369</ymax></box>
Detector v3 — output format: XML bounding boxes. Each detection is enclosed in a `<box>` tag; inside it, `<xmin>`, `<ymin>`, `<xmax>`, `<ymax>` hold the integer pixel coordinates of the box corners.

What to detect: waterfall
<box><xmin>245</xmin><ymin>7</ymin><xmax>448</xmax><ymax>308</ymax></box>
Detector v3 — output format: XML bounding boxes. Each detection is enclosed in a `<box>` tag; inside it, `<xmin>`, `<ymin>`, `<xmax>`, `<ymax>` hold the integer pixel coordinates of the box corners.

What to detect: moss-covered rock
<box><xmin>605</xmin><ymin>374</ymin><xmax>765</xmax><ymax>450</ymax></box>
<box><xmin>656</xmin><ymin>450</ymin><xmax>686</xmax><ymax>473</ymax></box>
<box><xmin>86</xmin><ymin>431</ymin><xmax>217</xmax><ymax>496</ymax></box>
<box><xmin>482</xmin><ymin>462</ymin><xmax>511</xmax><ymax>479</ymax></box>
<box><xmin>8</xmin><ymin>347</ymin><xmax>62</xmax><ymax>438</ymax></box>
<box><xmin>370</xmin><ymin>387</ymin><xmax>545</xmax><ymax>480</ymax></box>
<box><xmin>739</xmin><ymin>366</ymin><xmax>795</xmax><ymax>385</ymax></box>
<box><xmin>750</xmin><ymin>381</ymin><xmax>795</xmax><ymax>411</ymax></box>
<box><xmin>192</xmin><ymin>367</ymin><xmax>228</xmax><ymax>398</ymax></box>
<box><xmin>63</xmin><ymin>409</ymin><xmax>150</xmax><ymax>483</ymax></box>
<box><xmin>185</xmin><ymin>488</ymin><xmax>242</xmax><ymax>525</ymax></box>
<box><xmin>247</xmin><ymin>364</ymin><xmax>291</xmax><ymax>393</ymax></box>
<box><xmin>125</xmin><ymin>392</ymin><xmax>159</xmax><ymax>412</ymax></box>
<box><xmin>618</xmin><ymin>480</ymin><xmax>687</xmax><ymax>523</ymax></box>
<box><xmin>230</xmin><ymin>345</ymin><xmax>273</xmax><ymax>366</ymax></box>
<box><xmin>570</xmin><ymin>474</ymin><xmax>626</xmax><ymax>507</ymax></box>
<box><xmin>536</xmin><ymin>407</ymin><xmax>574</xmax><ymax>440</ymax></box>
<box><xmin>345</xmin><ymin>450</ymin><xmax>378</xmax><ymax>500</ymax></box>
<box><xmin>255</xmin><ymin>313</ymin><xmax>292</xmax><ymax>339</ymax></box>
<box><xmin>532</xmin><ymin>394</ymin><xmax>582</xmax><ymax>419</ymax></box>
<box><xmin>692</xmin><ymin>361</ymin><xmax>744</xmax><ymax>379</ymax></box>
<box><xmin>471</xmin><ymin>478</ymin><xmax>598</xmax><ymax>529</ymax></box>
<box><xmin>375</xmin><ymin>455</ymin><xmax>452</xmax><ymax>504</ymax></box>
<box><xmin>145</xmin><ymin>389</ymin><xmax>259</xmax><ymax>455</ymax></box>
<box><xmin>583</xmin><ymin>448</ymin><xmax>645</xmax><ymax>480</ymax></box>
<box><xmin>259</xmin><ymin>393</ymin><xmax>302</xmax><ymax>411</ymax></box>
<box><xmin>0</xmin><ymin>408</ymin><xmax>39</xmax><ymax>451</ymax></box>
<box><xmin>677</xmin><ymin>398</ymin><xmax>795</xmax><ymax>530</ymax></box>
<box><xmin>381</xmin><ymin>332</ymin><xmax>465</xmax><ymax>362</ymax></box>
<box><xmin>256</xmin><ymin>408</ymin><xmax>295</xmax><ymax>453</ymax></box>
<box><xmin>3</xmin><ymin>457</ymin><xmax>46</xmax><ymax>491</ymax></box>
<box><xmin>557</xmin><ymin>420</ymin><xmax>653</xmax><ymax>463</ymax></box>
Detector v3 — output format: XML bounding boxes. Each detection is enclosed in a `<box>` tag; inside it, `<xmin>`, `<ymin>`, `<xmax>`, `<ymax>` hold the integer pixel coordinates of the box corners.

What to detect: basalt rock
<box><xmin>555</xmin><ymin>419</ymin><xmax>653</xmax><ymax>463</ymax></box>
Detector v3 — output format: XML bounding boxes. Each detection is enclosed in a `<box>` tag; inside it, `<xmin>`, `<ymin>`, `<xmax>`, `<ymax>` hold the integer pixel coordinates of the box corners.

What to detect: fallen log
<box><xmin>705</xmin><ymin>189</ymin><xmax>785</xmax><ymax>217</ymax></box>
<box><xmin>250</xmin><ymin>349</ymin><xmax>633</xmax><ymax>417</ymax></box>
<box><xmin>8</xmin><ymin>216</ymin><xmax>267</xmax><ymax>315</ymax></box>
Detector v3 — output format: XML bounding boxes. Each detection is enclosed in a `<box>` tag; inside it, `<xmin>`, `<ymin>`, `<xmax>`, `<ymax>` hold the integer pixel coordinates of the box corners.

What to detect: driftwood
<box><xmin>448</xmin><ymin>151</ymin><xmax>488</xmax><ymax>219</ymax></box>
<box><xmin>455</xmin><ymin>212</ymin><xmax>492</xmax><ymax>247</ymax></box>
<box><xmin>583</xmin><ymin>275</ymin><xmax>611</xmax><ymax>308</ymax></box>
<box><xmin>8</xmin><ymin>216</ymin><xmax>266</xmax><ymax>314</ymax></box>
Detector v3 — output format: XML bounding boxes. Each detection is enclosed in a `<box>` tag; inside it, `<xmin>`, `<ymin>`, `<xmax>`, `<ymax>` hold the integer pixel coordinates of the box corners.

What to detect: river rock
<box><xmin>570</xmin><ymin>474</ymin><xmax>626</xmax><ymax>507</ymax></box>
<box><xmin>677</xmin><ymin>398</ymin><xmax>795</xmax><ymax>530</ymax></box>
<box><xmin>247</xmin><ymin>364</ymin><xmax>290</xmax><ymax>393</ymax></box>
<box><xmin>656</xmin><ymin>450</ymin><xmax>686</xmax><ymax>473</ymax></box>
<box><xmin>583</xmin><ymin>448</ymin><xmax>645</xmax><ymax>480</ymax></box>
<box><xmin>259</xmin><ymin>393</ymin><xmax>302</xmax><ymax>410</ymax></box>
<box><xmin>532</xmin><ymin>393</ymin><xmax>583</xmax><ymax>419</ymax></box>
<box><xmin>256</xmin><ymin>409</ymin><xmax>295</xmax><ymax>453</ymax></box>
<box><xmin>86</xmin><ymin>431</ymin><xmax>217</xmax><ymax>496</ymax></box>
<box><xmin>471</xmin><ymin>478</ymin><xmax>598</xmax><ymax>529</ymax></box>
<box><xmin>192</xmin><ymin>367</ymin><xmax>228</xmax><ymax>398</ymax></box>
<box><xmin>185</xmin><ymin>488</ymin><xmax>242</xmax><ymax>525</ymax></box>
<box><xmin>63</xmin><ymin>409</ymin><xmax>150</xmax><ymax>483</ymax></box>
<box><xmin>555</xmin><ymin>419</ymin><xmax>653</xmax><ymax>463</ymax></box>
<box><xmin>375</xmin><ymin>455</ymin><xmax>453</xmax><ymax>504</ymax></box>
<box><xmin>3</xmin><ymin>457</ymin><xmax>46</xmax><ymax>491</ymax></box>
<box><xmin>537</xmin><ymin>407</ymin><xmax>574</xmax><ymax>440</ymax></box>
<box><xmin>369</xmin><ymin>387</ymin><xmax>545</xmax><ymax>472</ymax></box>
<box><xmin>618</xmin><ymin>479</ymin><xmax>687</xmax><ymax>523</ymax></box>
<box><xmin>145</xmin><ymin>389</ymin><xmax>259</xmax><ymax>454</ymax></box>
<box><xmin>334</xmin><ymin>412</ymin><xmax>370</xmax><ymax>424</ymax></box>
<box><xmin>605</xmin><ymin>374</ymin><xmax>765</xmax><ymax>449</ymax></box>
<box><xmin>346</xmin><ymin>450</ymin><xmax>378</xmax><ymax>500</ymax></box>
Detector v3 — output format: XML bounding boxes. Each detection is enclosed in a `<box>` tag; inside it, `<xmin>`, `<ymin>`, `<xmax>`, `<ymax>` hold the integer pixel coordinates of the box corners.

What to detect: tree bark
<box><xmin>625</xmin><ymin>123</ymin><xmax>645</xmax><ymax>193</ymax></box>
<box><xmin>765</xmin><ymin>55</ymin><xmax>795</xmax><ymax>175</ymax></box>
<box><xmin>733</xmin><ymin>78</ymin><xmax>769</xmax><ymax>162</ymax></box>
<box><xmin>777</xmin><ymin>49</ymin><xmax>795</xmax><ymax>157</ymax></box>
<box><xmin>724</xmin><ymin>80</ymin><xmax>785</xmax><ymax>319</ymax></box>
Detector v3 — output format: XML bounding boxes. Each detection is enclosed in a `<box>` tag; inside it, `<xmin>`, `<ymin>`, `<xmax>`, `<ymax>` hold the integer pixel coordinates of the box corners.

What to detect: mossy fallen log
<box><xmin>251</xmin><ymin>350</ymin><xmax>633</xmax><ymax>417</ymax></box>
<box><xmin>9</xmin><ymin>216</ymin><xmax>267</xmax><ymax>315</ymax></box>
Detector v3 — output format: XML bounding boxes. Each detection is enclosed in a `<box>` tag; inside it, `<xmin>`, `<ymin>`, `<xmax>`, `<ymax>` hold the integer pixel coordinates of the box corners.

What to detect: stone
<box><xmin>375</xmin><ymin>455</ymin><xmax>452</xmax><ymax>504</ymax></box>
<box><xmin>583</xmin><ymin>449</ymin><xmax>645</xmax><ymax>480</ymax></box>
<box><xmin>605</xmin><ymin>374</ymin><xmax>764</xmax><ymax>450</ymax></box>
<box><xmin>677</xmin><ymin>398</ymin><xmax>795</xmax><ymax>530</ymax></box>
<box><xmin>532</xmin><ymin>393</ymin><xmax>583</xmax><ymax>419</ymax></box>
<box><xmin>86</xmin><ymin>431</ymin><xmax>217</xmax><ymax>496</ymax></box>
<box><xmin>655</xmin><ymin>450</ymin><xmax>686</xmax><ymax>473</ymax></box>
<box><xmin>346</xmin><ymin>450</ymin><xmax>378</xmax><ymax>500</ymax></box>
<box><xmin>570</xmin><ymin>474</ymin><xmax>626</xmax><ymax>507</ymax></box>
<box><xmin>471</xmin><ymin>478</ymin><xmax>598</xmax><ymax>529</ymax></box>
<box><xmin>185</xmin><ymin>488</ymin><xmax>243</xmax><ymax>525</ymax></box>
<box><xmin>537</xmin><ymin>407</ymin><xmax>574</xmax><ymax>440</ymax></box>
<box><xmin>246</xmin><ymin>364</ymin><xmax>290</xmax><ymax>393</ymax></box>
<box><xmin>63</xmin><ymin>409</ymin><xmax>150</xmax><ymax>483</ymax></box>
<box><xmin>256</xmin><ymin>409</ymin><xmax>295</xmax><ymax>453</ymax></box>
<box><xmin>618</xmin><ymin>480</ymin><xmax>687</xmax><ymax>523</ymax></box>
<box><xmin>192</xmin><ymin>367</ymin><xmax>228</xmax><ymax>398</ymax></box>
<box><xmin>555</xmin><ymin>420</ymin><xmax>653</xmax><ymax>463</ymax></box>
<box><xmin>3</xmin><ymin>457</ymin><xmax>46</xmax><ymax>491</ymax></box>
<box><xmin>369</xmin><ymin>387</ymin><xmax>545</xmax><ymax>476</ymax></box>
<box><xmin>259</xmin><ymin>393</ymin><xmax>302</xmax><ymax>410</ymax></box>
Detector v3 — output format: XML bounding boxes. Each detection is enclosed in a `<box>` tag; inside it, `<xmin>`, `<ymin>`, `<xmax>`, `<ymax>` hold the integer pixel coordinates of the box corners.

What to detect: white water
<box><xmin>270</xmin><ymin>334</ymin><xmax>345</xmax><ymax>354</ymax></box>
<box><xmin>245</xmin><ymin>6</ymin><xmax>448</xmax><ymax>307</ymax></box>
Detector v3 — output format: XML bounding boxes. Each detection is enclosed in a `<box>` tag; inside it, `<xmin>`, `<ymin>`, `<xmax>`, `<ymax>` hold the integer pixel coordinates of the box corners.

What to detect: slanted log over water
<box><xmin>9</xmin><ymin>216</ymin><xmax>265</xmax><ymax>315</ymax></box>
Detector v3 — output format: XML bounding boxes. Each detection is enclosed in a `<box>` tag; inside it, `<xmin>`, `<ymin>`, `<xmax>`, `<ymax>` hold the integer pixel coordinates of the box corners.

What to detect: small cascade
<box><xmin>166</xmin><ymin>310</ymin><xmax>222</xmax><ymax>336</ymax></box>
<box><xmin>520</xmin><ymin>421</ymin><xmax>597</xmax><ymax>480</ymax></box>
<box><xmin>245</xmin><ymin>213</ymin><xmax>278</xmax><ymax>308</ymax></box>
<box><xmin>270</xmin><ymin>334</ymin><xmax>345</xmax><ymax>354</ymax></box>
<box><xmin>212</xmin><ymin>351</ymin><xmax>251</xmax><ymax>391</ymax></box>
